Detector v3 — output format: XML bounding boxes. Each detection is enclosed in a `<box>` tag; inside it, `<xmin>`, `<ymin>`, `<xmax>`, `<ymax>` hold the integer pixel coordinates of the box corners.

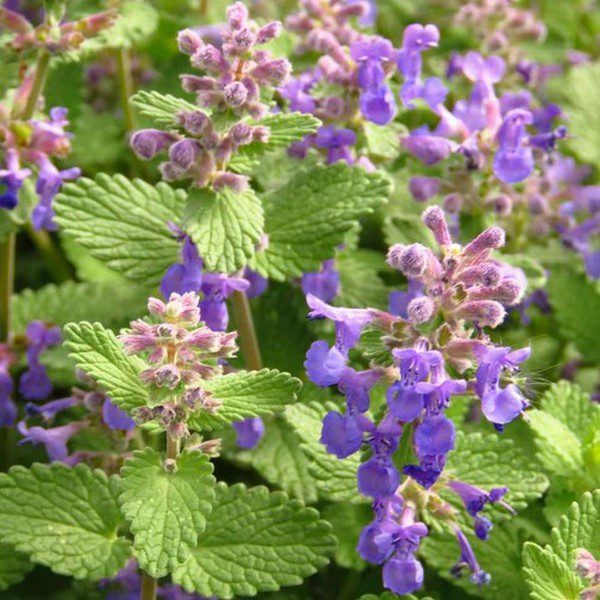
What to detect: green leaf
<box><xmin>538</xmin><ymin>380</ymin><xmax>600</xmax><ymax>442</ymax></box>
<box><xmin>237</xmin><ymin>112</ymin><xmax>321</xmax><ymax>158</ymax></box>
<box><xmin>529</xmin><ymin>410</ymin><xmax>584</xmax><ymax>476</ymax></box>
<box><xmin>130</xmin><ymin>90</ymin><xmax>199</xmax><ymax>128</ymax></box>
<box><xmin>421</xmin><ymin>522</ymin><xmax>530</xmax><ymax>599</ymax></box>
<box><xmin>184</xmin><ymin>186</ymin><xmax>264</xmax><ymax>273</ymax></box>
<box><xmin>93</xmin><ymin>0</ymin><xmax>159</xmax><ymax>49</ymax></box>
<box><xmin>383</xmin><ymin>213</ymin><xmax>436</xmax><ymax>248</ymax></box>
<box><xmin>285</xmin><ymin>399</ymin><xmax>363</xmax><ymax>504</ymax></box>
<box><xmin>12</xmin><ymin>281</ymin><xmax>147</xmax><ymax>334</ymax></box>
<box><xmin>561</xmin><ymin>63</ymin><xmax>600</xmax><ymax>166</ymax></box>
<box><xmin>0</xmin><ymin>464</ymin><xmax>131</xmax><ymax>580</ymax></box>
<box><xmin>251</xmin><ymin>164</ymin><xmax>391</xmax><ymax>280</ymax></box>
<box><xmin>63</xmin><ymin>322</ymin><xmax>147</xmax><ymax>414</ymax></box>
<box><xmin>119</xmin><ymin>448</ymin><xmax>216</xmax><ymax>578</ymax></box>
<box><xmin>236</xmin><ymin>417</ymin><xmax>318</xmax><ymax>504</ymax></box>
<box><xmin>444</xmin><ymin>432</ymin><xmax>549</xmax><ymax>515</ymax></box>
<box><xmin>172</xmin><ymin>483</ymin><xmax>335</xmax><ymax>598</ymax></box>
<box><xmin>0</xmin><ymin>543</ymin><xmax>33</xmax><ymax>591</ymax></box>
<box><xmin>522</xmin><ymin>543</ymin><xmax>583</xmax><ymax>600</ymax></box>
<box><xmin>336</xmin><ymin>249</ymin><xmax>392</xmax><ymax>310</ymax></box>
<box><xmin>551</xmin><ymin>490</ymin><xmax>600</xmax><ymax>567</ymax></box>
<box><xmin>189</xmin><ymin>369</ymin><xmax>301</xmax><ymax>430</ymax></box>
<box><xmin>546</xmin><ymin>264</ymin><xmax>600</xmax><ymax>363</ymax></box>
<box><xmin>362</xmin><ymin>121</ymin><xmax>404</xmax><ymax>162</ymax></box>
<box><xmin>322</xmin><ymin>503</ymin><xmax>371</xmax><ymax>570</ymax></box>
<box><xmin>54</xmin><ymin>174</ymin><xmax>185</xmax><ymax>286</ymax></box>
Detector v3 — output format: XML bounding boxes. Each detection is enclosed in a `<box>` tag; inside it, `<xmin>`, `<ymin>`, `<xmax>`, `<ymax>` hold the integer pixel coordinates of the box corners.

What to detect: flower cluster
<box><xmin>0</xmin><ymin>4</ymin><xmax>116</xmax><ymax>53</ymax></box>
<box><xmin>304</xmin><ymin>207</ymin><xmax>530</xmax><ymax>594</ymax></box>
<box><xmin>16</xmin><ymin>370</ymin><xmax>135</xmax><ymax>465</ymax></box>
<box><xmin>119</xmin><ymin>292</ymin><xmax>237</xmax><ymax>440</ymax></box>
<box><xmin>0</xmin><ymin>100</ymin><xmax>80</xmax><ymax>229</ymax></box>
<box><xmin>130</xmin><ymin>1</ymin><xmax>290</xmax><ymax>192</ymax></box>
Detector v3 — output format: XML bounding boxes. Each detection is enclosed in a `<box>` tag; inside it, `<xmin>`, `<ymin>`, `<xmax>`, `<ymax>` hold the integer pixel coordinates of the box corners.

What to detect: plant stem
<box><xmin>199</xmin><ymin>0</ymin><xmax>208</xmax><ymax>17</ymax></box>
<box><xmin>230</xmin><ymin>290</ymin><xmax>263</xmax><ymax>370</ymax></box>
<box><xmin>140</xmin><ymin>572</ymin><xmax>158</xmax><ymax>600</ymax></box>
<box><xmin>167</xmin><ymin>431</ymin><xmax>180</xmax><ymax>460</ymax></box>
<box><xmin>20</xmin><ymin>50</ymin><xmax>51</xmax><ymax>120</ymax></box>
<box><xmin>116</xmin><ymin>48</ymin><xmax>136</xmax><ymax>133</ymax></box>
<box><xmin>0</xmin><ymin>234</ymin><xmax>15</xmax><ymax>341</ymax></box>
<box><xmin>24</xmin><ymin>223</ymin><xmax>72</xmax><ymax>283</ymax></box>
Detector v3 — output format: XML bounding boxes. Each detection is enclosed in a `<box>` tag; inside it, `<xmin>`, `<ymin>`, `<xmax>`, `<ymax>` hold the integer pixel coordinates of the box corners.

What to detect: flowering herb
<box><xmin>0</xmin><ymin>1</ymin><xmax>598</xmax><ymax>599</ymax></box>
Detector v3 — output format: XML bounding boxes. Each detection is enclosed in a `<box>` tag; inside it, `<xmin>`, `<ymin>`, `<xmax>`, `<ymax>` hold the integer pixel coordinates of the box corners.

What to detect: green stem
<box><xmin>20</xmin><ymin>50</ymin><xmax>51</xmax><ymax>120</ymax></box>
<box><xmin>0</xmin><ymin>234</ymin><xmax>15</xmax><ymax>341</ymax></box>
<box><xmin>140</xmin><ymin>572</ymin><xmax>158</xmax><ymax>600</ymax></box>
<box><xmin>116</xmin><ymin>48</ymin><xmax>136</xmax><ymax>133</ymax></box>
<box><xmin>230</xmin><ymin>290</ymin><xmax>263</xmax><ymax>370</ymax></box>
<box><xmin>24</xmin><ymin>223</ymin><xmax>72</xmax><ymax>283</ymax></box>
<box><xmin>167</xmin><ymin>432</ymin><xmax>180</xmax><ymax>460</ymax></box>
<box><xmin>199</xmin><ymin>0</ymin><xmax>208</xmax><ymax>17</ymax></box>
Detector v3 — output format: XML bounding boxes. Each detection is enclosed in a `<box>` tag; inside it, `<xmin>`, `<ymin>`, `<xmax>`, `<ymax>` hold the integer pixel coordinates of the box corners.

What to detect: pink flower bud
<box><xmin>409</xmin><ymin>177</ymin><xmax>441</xmax><ymax>202</ymax></box>
<box><xmin>180</xmin><ymin>75</ymin><xmax>216</xmax><ymax>93</ymax></box>
<box><xmin>463</xmin><ymin>226</ymin><xmax>506</xmax><ymax>257</ymax></box>
<box><xmin>456</xmin><ymin>263</ymin><xmax>501</xmax><ymax>287</ymax></box>
<box><xmin>154</xmin><ymin>364</ymin><xmax>181</xmax><ymax>389</ymax></box>
<box><xmin>251</xmin><ymin>126</ymin><xmax>270</xmax><ymax>143</ymax></box>
<box><xmin>229</xmin><ymin>122</ymin><xmax>254</xmax><ymax>145</ymax></box>
<box><xmin>250</xmin><ymin>58</ymin><xmax>291</xmax><ymax>85</ymax></box>
<box><xmin>178</xmin><ymin>110</ymin><xmax>211</xmax><ymax>136</ymax></box>
<box><xmin>407</xmin><ymin>297</ymin><xmax>436</xmax><ymax>324</ymax></box>
<box><xmin>212</xmin><ymin>171</ymin><xmax>249</xmax><ymax>193</ymax></box>
<box><xmin>0</xmin><ymin>6</ymin><xmax>32</xmax><ymax>34</ymax></box>
<box><xmin>386</xmin><ymin>244</ymin><xmax>406</xmax><ymax>271</ymax></box>
<box><xmin>223</xmin><ymin>81</ymin><xmax>248</xmax><ymax>107</ymax></box>
<box><xmin>130</xmin><ymin>129</ymin><xmax>176</xmax><ymax>160</ymax></box>
<box><xmin>455</xmin><ymin>300</ymin><xmax>505</xmax><ymax>328</ymax></box>
<box><xmin>487</xmin><ymin>194</ymin><xmax>512</xmax><ymax>216</ymax></box>
<box><xmin>159</xmin><ymin>161</ymin><xmax>184</xmax><ymax>182</ymax></box>
<box><xmin>423</xmin><ymin>206</ymin><xmax>452</xmax><ymax>247</ymax></box>
<box><xmin>256</xmin><ymin>21</ymin><xmax>282</xmax><ymax>44</ymax></box>
<box><xmin>178</xmin><ymin>29</ymin><xmax>203</xmax><ymax>55</ymax></box>
<box><xmin>399</xmin><ymin>244</ymin><xmax>429</xmax><ymax>278</ymax></box>
<box><xmin>169</xmin><ymin>139</ymin><xmax>199</xmax><ymax>170</ymax></box>
<box><xmin>227</xmin><ymin>1</ymin><xmax>248</xmax><ymax>30</ymax></box>
<box><xmin>443</xmin><ymin>193</ymin><xmax>463</xmax><ymax>213</ymax></box>
<box><xmin>192</xmin><ymin>45</ymin><xmax>228</xmax><ymax>72</ymax></box>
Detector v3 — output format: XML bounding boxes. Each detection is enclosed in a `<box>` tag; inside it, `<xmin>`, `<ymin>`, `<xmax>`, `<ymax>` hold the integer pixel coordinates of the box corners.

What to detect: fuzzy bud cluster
<box><xmin>130</xmin><ymin>2</ymin><xmax>291</xmax><ymax>192</ymax></box>
<box><xmin>0</xmin><ymin>6</ymin><xmax>117</xmax><ymax>53</ymax></box>
<box><xmin>119</xmin><ymin>293</ymin><xmax>237</xmax><ymax>439</ymax></box>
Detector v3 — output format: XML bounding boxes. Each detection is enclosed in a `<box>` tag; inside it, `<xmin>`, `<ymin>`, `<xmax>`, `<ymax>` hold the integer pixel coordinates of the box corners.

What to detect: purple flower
<box><xmin>102</xmin><ymin>399</ymin><xmax>136</xmax><ymax>431</ymax></box>
<box><xmin>25</xmin><ymin>397</ymin><xmax>78</xmax><ymax>420</ymax></box>
<box><xmin>382</xmin><ymin>554</ymin><xmax>424</xmax><ymax>596</ymax></box>
<box><xmin>301</xmin><ymin>259</ymin><xmax>340</xmax><ymax>303</ymax></box>
<box><xmin>388</xmin><ymin>280</ymin><xmax>423</xmax><ymax>319</ymax></box>
<box><xmin>357</xmin><ymin>518</ymin><xmax>400</xmax><ymax>564</ymax></box>
<box><xmin>306</xmin><ymin>294</ymin><xmax>372</xmax><ymax>353</ymax></box>
<box><xmin>360</xmin><ymin>85</ymin><xmax>397</xmax><ymax>125</ymax></box>
<box><xmin>409</xmin><ymin>176</ymin><xmax>441</xmax><ymax>202</ymax></box>
<box><xmin>305</xmin><ymin>341</ymin><xmax>346</xmax><ymax>387</ymax></box>
<box><xmin>0</xmin><ymin>149</ymin><xmax>31</xmax><ymax>209</ymax></box>
<box><xmin>279</xmin><ymin>71</ymin><xmax>317</xmax><ymax>114</ymax></box>
<box><xmin>31</xmin><ymin>155</ymin><xmax>80</xmax><ymax>231</ymax></box>
<box><xmin>161</xmin><ymin>236</ymin><xmax>203</xmax><ymax>298</ymax></box>
<box><xmin>232</xmin><ymin>416</ymin><xmax>265</xmax><ymax>449</ymax></box>
<box><xmin>403</xmin><ymin>130</ymin><xmax>456</xmax><ymax>165</ymax></box>
<box><xmin>244</xmin><ymin>268</ymin><xmax>268</xmax><ymax>298</ymax></box>
<box><xmin>320</xmin><ymin>410</ymin><xmax>364</xmax><ymax>458</ymax></box>
<box><xmin>0</xmin><ymin>371</ymin><xmax>17</xmax><ymax>427</ymax></box>
<box><xmin>493</xmin><ymin>108</ymin><xmax>534</xmax><ymax>183</ymax></box>
<box><xmin>451</xmin><ymin>528</ymin><xmax>491</xmax><ymax>587</ymax></box>
<box><xmin>17</xmin><ymin>421</ymin><xmax>85</xmax><ymax>462</ymax></box>
<box><xmin>358</xmin><ymin>456</ymin><xmax>400</xmax><ymax>498</ymax></box>
<box><xmin>314</xmin><ymin>126</ymin><xmax>357</xmax><ymax>164</ymax></box>
<box><xmin>414</xmin><ymin>414</ymin><xmax>455</xmax><ymax>456</ymax></box>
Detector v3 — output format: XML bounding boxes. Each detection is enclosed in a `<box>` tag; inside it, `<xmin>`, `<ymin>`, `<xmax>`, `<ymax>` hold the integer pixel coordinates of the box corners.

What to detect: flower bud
<box><xmin>180</xmin><ymin>74</ymin><xmax>215</xmax><ymax>93</ymax></box>
<box><xmin>399</xmin><ymin>244</ymin><xmax>429</xmax><ymax>279</ymax></box>
<box><xmin>455</xmin><ymin>300</ymin><xmax>505</xmax><ymax>328</ymax></box>
<box><xmin>250</xmin><ymin>58</ymin><xmax>291</xmax><ymax>85</ymax></box>
<box><xmin>212</xmin><ymin>171</ymin><xmax>249</xmax><ymax>193</ymax></box>
<box><xmin>178</xmin><ymin>28</ymin><xmax>203</xmax><ymax>55</ymax></box>
<box><xmin>192</xmin><ymin>45</ymin><xmax>227</xmax><ymax>72</ymax></box>
<box><xmin>463</xmin><ymin>226</ymin><xmax>506</xmax><ymax>257</ymax></box>
<box><xmin>407</xmin><ymin>296</ymin><xmax>436</xmax><ymax>324</ymax></box>
<box><xmin>386</xmin><ymin>244</ymin><xmax>406</xmax><ymax>271</ymax></box>
<box><xmin>256</xmin><ymin>21</ymin><xmax>282</xmax><ymax>44</ymax></box>
<box><xmin>423</xmin><ymin>206</ymin><xmax>452</xmax><ymax>246</ymax></box>
<box><xmin>178</xmin><ymin>110</ymin><xmax>211</xmax><ymax>136</ymax></box>
<box><xmin>227</xmin><ymin>1</ymin><xmax>248</xmax><ymax>29</ymax></box>
<box><xmin>130</xmin><ymin>129</ymin><xmax>175</xmax><ymax>160</ymax></box>
<box><xmin>223</xmin><ymin>81</ymin><xmax>248</xmax><ymax>107</ymax></box>
<box><xmin>169</xmin><ymin>139</ymin><xmax>199</xmax><ymax>170</ymax></box>
<box><xmin>488</xmin><ymin>194</ymin><xmax>512</xmax><ymax>216</ymax></box>
<box><xmin>229</xmin><ymin>122</ymin><xmax>254</xmax><ymax>145</ymax></box>
<box><xmin>443</xmin><ymin>193</ymin><xmax>462</xmax><ymax>213</ymax></box>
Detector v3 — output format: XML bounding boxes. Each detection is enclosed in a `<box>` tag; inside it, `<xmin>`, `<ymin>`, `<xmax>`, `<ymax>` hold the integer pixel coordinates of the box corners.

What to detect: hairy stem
<box><xmin>140</xmin><ymin>572</ymin><xmax>158</xmax><ymax>600</ymax></box>
<box><xmin>230</xmin><ymin>290</ymin><xmax>263</xmax><ymax>370</ymax></box>
<box><xmin>0</xmin><ymin>234</ymin><xmax>15</xmax><ymax>341</ymax></box>
<box><xmin>167</xmin><ymin>431</ymin><xmax>180</xmax><ymax>460</ymax></box>
<box><xmin>20</xmin><ymin>50</ymin><xmax>51</xmax><ymax>120</ymax></box>
<box><xmin>24</xmin><ymin>223</ymin><xmax>72</xmax><ymax>283</ymax></box>
<box><xmin>116</xmin><ymin>48</ymin><xmax>136</xmax><ymax>133</ymax></box>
